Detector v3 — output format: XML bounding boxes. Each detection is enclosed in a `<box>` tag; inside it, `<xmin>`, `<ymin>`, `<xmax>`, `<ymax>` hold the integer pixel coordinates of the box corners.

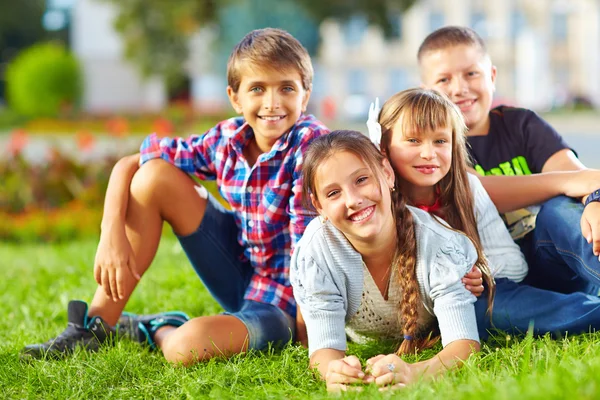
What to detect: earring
<box><xmin>390</xmin><ymin>186</ymin><xmax>396</xmax><ymax>192</ymax></box>
<box><xmin>319</xmin><ymin>215</ymin><xmax>328</xmax><ymax>223</ymax></box>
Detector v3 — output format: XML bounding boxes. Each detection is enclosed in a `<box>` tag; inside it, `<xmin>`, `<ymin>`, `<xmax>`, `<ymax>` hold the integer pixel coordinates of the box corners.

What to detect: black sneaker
<box><xmin>20</xmin><ymin>300</ymin><xmax>115</xmax><ymax>360</ymax></box>
<box><xmin>117</xmin><ymin>311</ymin><xmax>190</xmax><ymax>349</ymax></box>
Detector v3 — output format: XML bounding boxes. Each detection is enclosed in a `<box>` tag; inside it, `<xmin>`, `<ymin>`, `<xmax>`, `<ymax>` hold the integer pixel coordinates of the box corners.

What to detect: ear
<box><xmin>310</xmin><ymin>193</ymin><xmax>323</xmax><ymax>215</ymax></box>
<box><xmin>301</xmin><ymin>87</ymin><xmax>312</xmax><ymax>113</ymax></box>
<box><xmin>381</xmin><ymin>158</ymin><xmax>396</xmax><ymax>189</ymax></box>
<box><xmin>490</xmin><ymin>65</ymin><xmax>497</xmax><ymax>92</ymax></box>
<box><xmin>227</xmin><ymin>86</ymin><xmax>243</xmax><ymax>114</ymax></box>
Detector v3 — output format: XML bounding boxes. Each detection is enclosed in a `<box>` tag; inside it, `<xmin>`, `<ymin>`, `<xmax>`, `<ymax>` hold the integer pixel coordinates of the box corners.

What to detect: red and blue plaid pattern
<box><xmin>140</xmin><ymin>114</ymin><xmax>329</xmax><ymax>316</ymax></box>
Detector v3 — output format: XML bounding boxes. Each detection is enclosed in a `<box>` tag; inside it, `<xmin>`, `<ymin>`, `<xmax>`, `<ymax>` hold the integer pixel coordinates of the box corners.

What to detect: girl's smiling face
<box><xmin>387</xmin><ymin>122</ymin><xmax>453</xmax><ymax>192</ymax></box>
<box><xmin>311</xmin><ymin>150</ymin><xmax>395</xmax><ymax>246</ymax></box>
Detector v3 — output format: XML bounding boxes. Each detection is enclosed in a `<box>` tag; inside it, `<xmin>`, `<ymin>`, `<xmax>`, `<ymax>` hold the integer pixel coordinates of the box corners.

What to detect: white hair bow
<box><xmin>366</xmin><ymin>97</ymin><xmax>382</xmax><ymax>150</ymax></box>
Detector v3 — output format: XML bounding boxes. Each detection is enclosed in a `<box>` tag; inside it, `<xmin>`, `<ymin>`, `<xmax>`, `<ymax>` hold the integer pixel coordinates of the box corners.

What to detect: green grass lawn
<box><xmin>3</xmin><ymin>236</ymin><xmax>600</xmax><ymax>399</ymax></box>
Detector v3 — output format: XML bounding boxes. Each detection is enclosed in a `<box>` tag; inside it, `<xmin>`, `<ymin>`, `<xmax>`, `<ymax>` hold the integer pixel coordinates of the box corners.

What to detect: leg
<box><xmin>522</xmin><ymin>195</ymin><xmax>600</xmax><ymax>295</ymax></box>
<box><xmin>89</xmin><ymin>159</ymin><xmax>212</xmax><ymax>324</ymax></box>
<box><xmin>156</xmin><ymin>300</ymin><xmax>295</xmax><ymax>366</ymax></box>
<box><xmin>476</xmin><ymin>278</ymin><xmax>600</xmax><ymax>339</ymax></box>
<box><xmin>21</xmin><ymin>160</ymin><xmax>222</xmax><ymax>359</ymax></box>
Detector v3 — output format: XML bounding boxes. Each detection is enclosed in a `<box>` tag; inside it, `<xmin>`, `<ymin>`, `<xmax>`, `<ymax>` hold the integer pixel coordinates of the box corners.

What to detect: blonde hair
<box><xmin>302</xmin><ymin>130</ymin><xmax>440</xmax><ymax>355</ymax></box>
<box><xmin>417</xmin><ymin>26</ymin><xmax>487</xmax><ymax>63</ymax></box>
<box><xmin>227</xmin><ymin>28</ymin><xmax>313</xmax><ymax>92</ymax></box>
<box><xmin>378</xmin><ymin>89</ymin><xmax>495</xmax><ymax>333</ymax></box>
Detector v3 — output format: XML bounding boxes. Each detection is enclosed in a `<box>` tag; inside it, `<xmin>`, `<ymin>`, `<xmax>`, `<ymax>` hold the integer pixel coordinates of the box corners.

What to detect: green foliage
<box><xmin>99</xmin><ymin>0</ymin><xmax>417</xmax><ymax>84</ymax></box>
<box><xmin>6</xmin><ymin>42</ymin><xmax>82</xmax><ymax>117</ymax></box>
<box><xmin>3</xmin><ymin>238</ymin><xmax>600</xmax><ymax>398</ymax></box>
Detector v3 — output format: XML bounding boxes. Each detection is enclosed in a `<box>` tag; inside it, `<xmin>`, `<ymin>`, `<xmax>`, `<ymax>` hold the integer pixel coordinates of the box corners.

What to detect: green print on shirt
<box><xmin>473</xmin><ymin>156</ymin><xmax>533</xmax><ymax>176</ymax></box>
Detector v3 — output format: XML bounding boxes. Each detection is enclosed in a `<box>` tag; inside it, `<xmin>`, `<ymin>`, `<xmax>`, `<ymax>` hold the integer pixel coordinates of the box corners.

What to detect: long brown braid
<box><xmin>379</xmin><ymin>88</ymin><xmax>495</xmax><ymax>328</ymax></box>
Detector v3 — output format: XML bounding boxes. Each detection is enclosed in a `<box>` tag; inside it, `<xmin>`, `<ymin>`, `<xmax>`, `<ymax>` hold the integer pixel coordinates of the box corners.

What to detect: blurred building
<box><xmin>319</xmin><ymin>0</ymin><xmax>600</xmax><ymax>119</ymax></box>
<box><xmin>71</xmin><ymin>0</ymin><xmax>600</xmax><ymax>118</ymax></box>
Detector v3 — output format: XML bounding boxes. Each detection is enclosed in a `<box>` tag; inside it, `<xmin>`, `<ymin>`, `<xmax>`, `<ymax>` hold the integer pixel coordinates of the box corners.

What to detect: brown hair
<box><xmin>227</xmin><ymin>28</ymin><xmax>313</xmax><ymax>92</ymax></box>
<box><xmin>417</xmin><ymin>26</ymin><xmax>487</xmax><ymax>63</ymax></box>
<box><xmin>302</xmin><ymin>130</ymin><xmax>438</xmax><ymax>355</ymax></box>
<box><xmin>378</xmin><ymin>88</ymin><xmax>495</xmax><ymax>329</ymax></box>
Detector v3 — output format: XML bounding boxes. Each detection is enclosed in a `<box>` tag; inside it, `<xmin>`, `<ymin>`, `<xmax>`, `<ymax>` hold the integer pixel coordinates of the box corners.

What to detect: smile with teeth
<box><xmin>456</xmin><ymin>99</ymin><xmax>476</xmax><ymax>109</ymax></box>
<box><xmin>348</xmin><ymin>205</ymin><xmax>374</xmax><ymax>222</ymax></box>
<box><xmin>259</xmin><ymin>115</ymin><xmax>286</xmax><ymax>121</ymax></box>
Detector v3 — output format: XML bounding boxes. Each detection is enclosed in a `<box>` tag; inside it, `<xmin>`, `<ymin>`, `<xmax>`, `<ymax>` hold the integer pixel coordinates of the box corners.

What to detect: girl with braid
<box><xmin>291</xmin><ymin>129</ymin><xmax>600</xmax><ymax>392</ymax></box>
<box><xmin>290</xmin><ymin>129</ymin><xmax>494</xmax><ymax>391</ymax></box>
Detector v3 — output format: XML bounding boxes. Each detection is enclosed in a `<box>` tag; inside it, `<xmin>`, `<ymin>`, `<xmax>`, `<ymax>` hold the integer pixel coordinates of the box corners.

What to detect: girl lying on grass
<box><xmin>292</xmin><ymin>126</ymin><xmax>600</xmax><ymax>392</ymax></box>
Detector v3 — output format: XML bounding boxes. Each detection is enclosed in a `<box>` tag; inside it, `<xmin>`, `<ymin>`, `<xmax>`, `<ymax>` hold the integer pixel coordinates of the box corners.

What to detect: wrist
<box><xmin>584</xmin><ymin>188</ymin><xmax>600</xmax><ymax>207</ymax></box>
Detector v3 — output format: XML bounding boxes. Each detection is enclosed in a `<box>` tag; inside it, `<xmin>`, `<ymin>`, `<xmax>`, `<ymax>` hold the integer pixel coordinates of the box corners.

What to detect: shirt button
<box><xmin>253</xmin><ymin>246</ymin><xmax>259</xmax><ymax>253</ymax></box>
<box><xmin>248</xmin><ymin>220</ymin><xmax>254</xmax><ymax>227</ymax></box>
<box><xmin>247</xmin><ymin>186</ymin><xmax>253</xmax><ymax>193</ymax></box>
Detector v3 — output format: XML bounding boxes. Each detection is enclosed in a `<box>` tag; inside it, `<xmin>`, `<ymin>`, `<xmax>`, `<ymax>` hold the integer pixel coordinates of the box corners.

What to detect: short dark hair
<box><xmin>227</xmin><ymin>28</ymin><xmax>313</xmax><ymax>92</ymax></box>
<box><xmin>417</xmin><ymin>26</ymin><xmax>487</xmax><ymax>63</ymax></box>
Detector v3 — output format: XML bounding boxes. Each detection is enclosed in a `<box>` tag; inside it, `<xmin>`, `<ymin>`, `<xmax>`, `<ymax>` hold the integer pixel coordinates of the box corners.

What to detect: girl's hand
<box><xmin>365</xmin><ymin>354</ymin><xmax>413</xmax><ymax>389</ymax></box>
<box><xmin>462</xmin><ymin>266</ymin><xmax>484</xmax><ymax>297</ymax></box>
<box><xmin>325</xmin><ymin>355</ymin><xmax>365</xmax><ymax>392</ymax></box>
<box><xmin>93</xmin><ymin>226</ymin><xmax>140</xmax><ymax>302</ymax></box>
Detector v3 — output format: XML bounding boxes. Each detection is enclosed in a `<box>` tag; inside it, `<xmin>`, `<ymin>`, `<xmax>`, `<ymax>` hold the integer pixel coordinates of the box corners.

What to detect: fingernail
<box><xmin>466</xmin><ymin>285</ymin><xmax>471</xmax><ymax>290</ymax></box>
<box><xmin>358</xmin><ymin>372</ymin><xmax>365</xmax><ymax>378</ymax></box>
<box><xmin>588</xmin><ymin>236</ymin><xmax>592</xmax><ymax>243</ymax></box>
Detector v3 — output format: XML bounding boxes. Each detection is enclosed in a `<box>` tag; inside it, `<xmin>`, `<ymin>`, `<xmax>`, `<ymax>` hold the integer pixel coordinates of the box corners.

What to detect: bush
<box><xmin>5</xmin><ymin>42</ymin><xmax>82</xmax><ymax>117</ymax></box>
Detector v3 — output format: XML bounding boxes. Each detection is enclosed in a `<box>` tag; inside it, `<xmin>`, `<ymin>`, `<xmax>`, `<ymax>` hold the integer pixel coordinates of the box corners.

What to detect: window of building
<box><xmin>552</xmin><ymin>12</ymin><xmax>568</xmax><ymax>42</ymax></box>
<box><xmin>388</xmin><ymin>68</ymin><xmax>408</xmax><ymax>97</ymax></box>
<box><xmin>348</xmin><ymin>68</ymin><xmax>367</xmax><ymax>94</ymax></box>
<box><xmin>343</xmin><ymin>15</ymin><xmax>369</xmax><ymax>47</ymax></box>
<box><xmin>429</xmin><ymin>11</ymin><xmax>445</xmax><ymax>32</ymax></box>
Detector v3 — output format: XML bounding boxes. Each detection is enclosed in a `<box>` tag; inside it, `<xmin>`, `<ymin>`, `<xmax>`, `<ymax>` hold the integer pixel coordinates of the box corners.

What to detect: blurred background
<box><xmin>1</xmin><ymin>0</ymin><xmax>600</xmax><ymax>243</ymax></box>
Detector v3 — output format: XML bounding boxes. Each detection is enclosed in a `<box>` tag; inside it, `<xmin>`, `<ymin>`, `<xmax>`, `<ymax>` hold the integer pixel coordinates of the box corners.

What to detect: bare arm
<box><xmin>473</xmin><ymin>167</ymin><xmax>600</xmax><ymax>213</ymax></box>
<box><xmin>295</xmin><ymin>307</ymin><xmax>308</xmax><ymax>348</ymax></box>
<box><xmin>94</xmin><ymin>153</ymin><xmax>142</xmax><ymax>300</ymax></box>
<box><xmin>100</xmin><ymin>153</ymin><xmax>141</xmax><ymax>231</ymax></box>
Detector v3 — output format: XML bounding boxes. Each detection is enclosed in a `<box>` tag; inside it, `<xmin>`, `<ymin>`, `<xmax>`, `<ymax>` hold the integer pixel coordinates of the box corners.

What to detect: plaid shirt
<box><xmin>139</xmin><ymin>114</ymin><xmax>329</xmax><ymax>317</ymax></box>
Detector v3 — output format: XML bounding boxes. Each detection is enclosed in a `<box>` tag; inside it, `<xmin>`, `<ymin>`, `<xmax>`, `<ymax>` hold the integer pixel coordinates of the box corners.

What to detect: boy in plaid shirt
<box><xmin>22</xmin><ymin>28</ymin><xmax>328</xmax><ymax>365</ymax></box>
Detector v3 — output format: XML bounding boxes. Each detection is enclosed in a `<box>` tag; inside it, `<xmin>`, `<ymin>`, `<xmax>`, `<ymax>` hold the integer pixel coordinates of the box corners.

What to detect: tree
<box><xmin>101</xmin><ymin>0</ymin><xmax>418</xmax><ymax>85</ymax></box>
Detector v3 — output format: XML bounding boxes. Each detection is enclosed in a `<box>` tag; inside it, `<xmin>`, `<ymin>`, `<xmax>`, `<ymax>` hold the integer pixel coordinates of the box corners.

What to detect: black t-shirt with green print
<box><xmin>467</xmin><ymin>105</ymin><xmax>572</xmax><ymax>177</ymax></box>
<box><xmin>466</xmin><ymin>105</ymin><xmax>573</xmax><ymax>240</ymax></box>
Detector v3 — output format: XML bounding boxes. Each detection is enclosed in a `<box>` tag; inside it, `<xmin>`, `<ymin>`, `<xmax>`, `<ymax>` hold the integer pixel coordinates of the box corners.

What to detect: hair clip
<box><xmin>366</xmin><ymin>97</ymin><xmax>382</xmax><ymax>150</ymax></box>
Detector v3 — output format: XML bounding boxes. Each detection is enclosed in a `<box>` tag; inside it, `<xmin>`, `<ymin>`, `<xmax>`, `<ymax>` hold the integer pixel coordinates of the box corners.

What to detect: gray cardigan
<box><xmin>290</xmin><ymin>206</ymin><xmax>479</xmax><ymax>356</ymax></box>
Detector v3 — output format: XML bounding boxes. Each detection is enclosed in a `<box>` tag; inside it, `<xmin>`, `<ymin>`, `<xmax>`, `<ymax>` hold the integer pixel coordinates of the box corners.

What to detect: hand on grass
<box><xmin>365</xmin><ymin>354</ymin><xmax>412</xmax><ymax>390</ymax></box>
<box><xmin>93</xmin><ymin>227</ymin><xmax>140</xmax><ymax>302</ymax></box>
<box><xmin>581</xmin><ymin>201</ymin><xmax>600</xmax><ymax>259</ymax></box>
<box><xmin>462</xmin><ymin>266</ymin><xmax>484</xmax><ymax>297</ymax></box>
<box><xmin>325</xmin><ymin>355</ymin><xmax>366</xmax><ymax>392</ymax></box>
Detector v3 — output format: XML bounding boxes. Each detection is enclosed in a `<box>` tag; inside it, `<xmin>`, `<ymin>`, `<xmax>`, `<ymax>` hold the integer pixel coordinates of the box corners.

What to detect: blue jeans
<box><xmin>176</xmin><ymin>193</ymin><xmax>295</xmax><ymax>350</ymax></box>
<box><xmin>520</xmin><ymin>195</ymin><xmax>600</xmax><ymax>295</ymax></box>
<box><xmin>476</xmin><ymin>278</ymin><xmax>600</xmax><ymax>339</ymax></box>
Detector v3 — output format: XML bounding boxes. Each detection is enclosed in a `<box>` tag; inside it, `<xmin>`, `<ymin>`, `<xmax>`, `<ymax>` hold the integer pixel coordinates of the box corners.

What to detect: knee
<box><xmin>160</xmin><ymin>325</ymin><xmax>214</xmax><ymax>367</ymax></box>
<box><xmin>130</xmin><ymin>159</ymin><xmax>186</xmax><ymax>200</ymax></box>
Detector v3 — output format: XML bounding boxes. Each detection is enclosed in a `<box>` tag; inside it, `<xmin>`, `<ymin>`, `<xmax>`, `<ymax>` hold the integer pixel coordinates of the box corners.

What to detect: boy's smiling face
<box><xmin>227</xmin><ymin>65</ymin><xmax>310</xmax><ymax>152</ymax></box>
<box><xmin>419</xmin><ymin>44</ymin><xmax>496</xmax><ymax>136</ymax></box>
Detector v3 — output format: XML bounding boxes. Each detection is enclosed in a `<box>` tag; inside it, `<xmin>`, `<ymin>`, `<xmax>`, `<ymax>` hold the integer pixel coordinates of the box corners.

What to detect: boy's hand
<box><xmin>581</xmin><ymin>201</ymin><xmax>600</xmax><ymax>258</ymax></box>
<box><xmin>462</xmin><ymin>266</ymin><xmax>484</xmax><ymax>297</ymax></box>
<box><xmin>325</xmin><ymin>355</ymin><xmax>365</xmax><ymax>392</ymax></box>
<box><xmin>365</xmin><ymin>354</ymin><xmax>412</xmax><ymax>389</ymax></box>
<box><xmin>93</xmin><ymin>227</ymin><xmax>140</xmax><ymax>302</ymax></box>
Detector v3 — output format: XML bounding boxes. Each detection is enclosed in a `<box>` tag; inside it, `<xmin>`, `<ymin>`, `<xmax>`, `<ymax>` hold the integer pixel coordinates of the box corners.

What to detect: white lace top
<box><xmin>346</xmin><ymin>263</ymin><xmax>435</xmax><ymax>344</ymax></box>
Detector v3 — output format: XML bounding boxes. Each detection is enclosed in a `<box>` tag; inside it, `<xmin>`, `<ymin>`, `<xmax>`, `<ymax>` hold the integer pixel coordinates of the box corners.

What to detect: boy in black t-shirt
<box><xmin>417</xmin><ymin>26</ymin><xmax>600</xmax><ymax>294</ymax></box>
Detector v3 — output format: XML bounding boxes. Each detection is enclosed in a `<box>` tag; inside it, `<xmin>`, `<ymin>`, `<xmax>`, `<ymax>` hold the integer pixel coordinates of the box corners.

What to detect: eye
<box><xmin>356</xmin><ymin>176</ymin><xmax>369</xmax><ymax>184</ymax></box>
<box><xmin>436</xmin><ymin>77</ymin><xmax>449</xmax><ymax>84</ymax></box>
<box><xmin>467</xmin><ymin>71</ymin><xmax>479</xmax><ymax>77</ymax></box>
<box><xmin>435</xmin><ymin>139</ymin><xmax>448</xmax><ymax>144</ymax></box>
<box><xmin>326</xmin><ymin>189</ymin><xmax>340</xmax><ymax>198</ymax></box>
<box><xmin>406</xmin><ymin>138</ymin><xmax>419</xmax><ymax>144</ymax></box>
<box><xmin>282</xmin><ymin>86</ymin><xmax>295</xmax><ymax>92</ymax></box>
<box><xmin>250</xmin><ymin>86</ymin><xmax>263</xmax><ymax>93</ymax></box>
